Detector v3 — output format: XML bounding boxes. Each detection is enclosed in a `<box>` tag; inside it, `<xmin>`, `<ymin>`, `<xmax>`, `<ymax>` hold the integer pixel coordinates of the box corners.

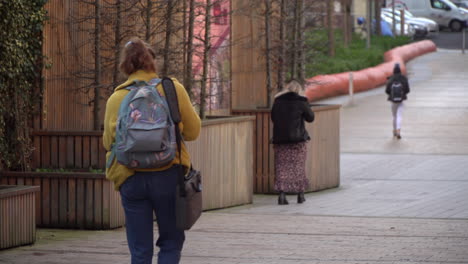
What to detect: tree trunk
<box><xmin>113</xmin><ymin>0</ymin><xmax>122</xmax><ymax>88</ymax></box>
<box><xmin>93</xmin><ymin>0</ymin><xmax>102</xmax><ymax>130</ymax></box>
<box><xmin>297</xmin><ymin>0</ymin><xmax>305</xmax><ymax>83</ymax></box>
<box><xmin>277</xmin><ymin>0</ymin><xmax>286</xmax><ymax>91</ymax></box>
<box><xmin>162</xmin><ymin>0</ymin><xmax>174</xmax><ymax>76</ymax></box>
<box><xmin>264</xmin><ymin>0</ymin><xmax>272</xmax><ymax>107</ymax></box>
<box><xmin>327</xmin><ymin>0</ymin><xmax>335</xmax><ymax>57</ymax></box>
<box><xmin>367</xmin><ymin>0</ymin><xmax>372</xmax><ymax>48</ymax></box>
<box><xmin>375</xmin><ymin>0</ymin><xmax>382</xmax><ymax>36</ymax></box>
<box><xmin>145</xmin><ymin>0</ymin><xmax>152</xmax><ymax>42</ymax></box>
<box><xmin>342</xmin><ymin>0</ymin><xmax>350</xmax><ymax>47</ymax></box>
<box><xmin>200</xmin><ymin>0</ymin><xmax>211</xmax><ymax>119</ymax></box>
<box><xmin>184</xmin><ymin>0</ymin><xmax>195</xmax><ymax>97</ymax></box>
<box><xmin>290</xmin><ymin>0</ymin><xmax>299</xmax><ymax>79</ymax></box>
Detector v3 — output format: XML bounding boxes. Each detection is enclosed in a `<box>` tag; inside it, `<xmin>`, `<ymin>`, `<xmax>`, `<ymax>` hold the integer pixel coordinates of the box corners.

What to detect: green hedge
<box><xmin>305</xmin><ymin>30</ymin><xmax>411</xmax><ymax>77</ymax></box>
<box><xmin>0</xmin><ymin>0</ymin><xmax>47</xmax><ymax>170</ymax></box>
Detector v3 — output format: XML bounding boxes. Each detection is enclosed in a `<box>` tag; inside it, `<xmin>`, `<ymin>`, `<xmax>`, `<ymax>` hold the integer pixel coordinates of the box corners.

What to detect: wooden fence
<box><xmin>233</xmin><ymin>105</ymin><xmax>341</xmax><ymax>194</ymax></box>
<box><xmin>31</xmin><ymin>131</ymin><xmax>106</xmax><ymax>170</ymax></box>
<box><xmin>0</xmin><ymin>172</ymin><xmax>124</xmax><ymax>230</ymax></box>
<box><xmin>0</xmin><ymin>185</ymin><xmax>39</xmax><ymax>249</ymax></box>
<box><xmin>1</xmin><ymin>115</ymin><xmax>255</xmax><ymax>229</ymax></box>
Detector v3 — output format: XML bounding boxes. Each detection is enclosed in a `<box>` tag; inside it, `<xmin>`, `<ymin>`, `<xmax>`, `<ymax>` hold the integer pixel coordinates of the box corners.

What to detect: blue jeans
<box><xmin>120</xmin><ymin>166</ymin><xmax>185</xmax><ymax>264</ymax></box>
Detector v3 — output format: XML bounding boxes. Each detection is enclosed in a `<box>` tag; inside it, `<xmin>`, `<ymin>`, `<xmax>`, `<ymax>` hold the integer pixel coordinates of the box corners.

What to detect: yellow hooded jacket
<box><xmin>103</xmin><ymin>70</ymin><xmax>201</xmax><ymax>190</ymax></box>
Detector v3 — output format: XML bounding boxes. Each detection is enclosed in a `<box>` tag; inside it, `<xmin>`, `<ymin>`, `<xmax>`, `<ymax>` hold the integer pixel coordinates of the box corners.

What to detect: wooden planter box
<box><xmin>186</xmin><ymin>116</ymin><xmax>255</xmax><ymax>210</ymax></box>
<box><xmin>1</xmin><ymin>185</ymin><xmax>40</xmax><ymax>249</ymax></box>
<box><xmin>0</xmin><ymin>172</ymin><xmax>124</xmax><ymax>230</ymax></box>
<box><xmin>233</xmin><ymin>104</ymin><xmax>341</xmax><ymax>194</ymax></box>
<box><xmin>0</xmin><ymin>116</ymin><xmax>255</xmax><ymax>230</ymax></box>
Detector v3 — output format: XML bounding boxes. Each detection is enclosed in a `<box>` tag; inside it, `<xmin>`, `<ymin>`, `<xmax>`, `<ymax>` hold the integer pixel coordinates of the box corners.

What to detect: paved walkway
<box><xmin>1</xmin><ymin>50</ymin><xmax>468</xmax><ymax>264</ymax></box>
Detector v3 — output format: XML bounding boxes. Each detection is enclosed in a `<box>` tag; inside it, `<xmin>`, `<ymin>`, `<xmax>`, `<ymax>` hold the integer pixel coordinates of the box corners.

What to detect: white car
<box><xmin>388</xmin><ymin>0</ymin><xmax>468</xmax><ymax>32</ymax></box>
<box><xmin>452</xmin><ymin>0</ymin><xmax>468</xmax><ymax>9</ymax></box>
<box><xmin>382</xmin><ymin>8</ymin><xmax>439</xmax><ymax>37</ymax></box>
<box><xmin>380</xmin><ymin>13</ymin><xmax>416</xmax><ymax>37</ymax></box>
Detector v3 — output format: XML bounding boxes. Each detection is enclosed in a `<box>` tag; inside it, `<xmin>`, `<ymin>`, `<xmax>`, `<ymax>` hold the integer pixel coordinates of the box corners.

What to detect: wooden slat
<box><xmin>82</xmin><ymin>136</ymin><xmax>91</xmax><ymax>169</ymax></box>
<box><xmin>32</xmin><ymin>136</ymin><xmax>41</xmax><ymax>169</ymax></box>
<box><xmin>90</xmin><ymin>136</ymin><xmax>99</xmax><ymax>169</ymax></box>
<box><xmin>102</xmin><ymin>180</ymin><xmax>110</xmax><ymax>229</ymax></box>
<box><xmin>74</xmin><ymin>136</ymin><xmax>83</xmax><ymax>169</ymax></box>
<box><xmin>76</xmin><ymin>178</ymin><xmax>85</xmax><ymax>229</ymax></box>
<box><xmin>41</xmin><ymin>178</ymin><xmax>50</xmax><ymax>226</ymax></box>
<box><xmin>59</xmin><ymin>179</ymin><xmax>68</xmax><ymax>227</ymax></box>
<box><xmin>41</xmin><ymin>136</ymin><xmax>51</xmax><ymax>168</ymax></box>
<box><xmin>98</xmin><ymin>137</ymin><xmax>106</xmax><ymax>169</ymax></box>
<box><xmin>85</xmin><ymin>179</ymin><xmax>94</xmax><ymax>229</ymax></box>
<box><xmin>66</xmin><ymin>136</ymin><xmax>74</xmax><ymax>168</ymax></box>
<box><xmin>50</xmin><ymin>178</ymin><xmax>59</xmax><ymax>226</ymax></box>
<box><xmin>33</xmin><ymin>178</ymin><xmax>42</xmax><ymax>225</ymax></box>
<box><xmin>93</xmin><ymin>179</ymin><xmax>103</xmax><ymax>229</ymax></box>
<box><xmin>51</xmin><ymin>136</ymin><xmax>59</xmax><ymax>167</ymax></box>
<box><xmin>67</xmin><ymin>178</ymin><xmax>76</xmax><ymax>227</ymax></box>
<box><xmin>262</xmin><ymin>113</ymin><xmax>269</xmax><ymax>192</ymax></box>
<box><xmin>255</xmin><ymin>113</ymin><xmax>262</xmax><ymax>193</ymax></box>
<box><xmin>58</xmin><ymin>136</ymin><xmax>67</xmax><ymax>168</ymax></box>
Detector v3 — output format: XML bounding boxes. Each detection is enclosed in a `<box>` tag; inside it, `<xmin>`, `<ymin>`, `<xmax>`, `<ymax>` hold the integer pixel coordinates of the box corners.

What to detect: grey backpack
<box><xmin>107</xmin><ymin>78</ymin><xmax>177</xmax><ymax>169</ymax></box>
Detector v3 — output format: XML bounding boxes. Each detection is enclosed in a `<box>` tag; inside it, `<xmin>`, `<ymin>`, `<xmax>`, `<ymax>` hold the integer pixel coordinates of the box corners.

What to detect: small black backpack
<box><xmin>389</xmin><ymin>80</ymin><xmax>404</xmax><ymax>103</ymax></box>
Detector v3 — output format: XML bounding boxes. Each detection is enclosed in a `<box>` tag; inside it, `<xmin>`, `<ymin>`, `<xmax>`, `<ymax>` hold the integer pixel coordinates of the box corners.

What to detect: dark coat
<box><xmin>271</xmin><ymin>92</ymin><xmax>315</xmax><ymax>144</ymax></box>
<box><xmin>385</xmin><ymin>73</ymin><xmax>410</xmax><ymax>101</ymax></box>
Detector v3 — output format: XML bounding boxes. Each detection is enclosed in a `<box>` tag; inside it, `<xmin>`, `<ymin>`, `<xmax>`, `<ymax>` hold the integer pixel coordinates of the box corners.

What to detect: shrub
<box><xmin>305</xmin><ymin>29</ymin><xmax>411</xmax><ymax>77</ymax></box>
<box><xmin>0</xmin><ymin>0</ymin><xmax>47</xmax><ymax>170</ymax></box>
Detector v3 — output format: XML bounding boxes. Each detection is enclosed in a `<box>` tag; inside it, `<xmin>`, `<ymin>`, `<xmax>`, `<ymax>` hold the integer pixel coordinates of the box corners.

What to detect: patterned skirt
<box><xmin>274</xmin><ymin>142</ymin><xmax>309</xmax><ymax>193</ymax></box>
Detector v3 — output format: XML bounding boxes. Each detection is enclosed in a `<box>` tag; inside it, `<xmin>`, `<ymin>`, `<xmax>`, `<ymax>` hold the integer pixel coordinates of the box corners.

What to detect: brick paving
<box><xmin>1</xmin><ymin>50</ymin><xmax>468</xmax><ymax>264</ymax></box>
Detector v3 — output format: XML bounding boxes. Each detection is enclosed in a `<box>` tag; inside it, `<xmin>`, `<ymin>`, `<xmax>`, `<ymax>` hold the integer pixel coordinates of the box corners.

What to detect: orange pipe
<box><xmin>305</xmin><ymin>40</ymin><xmax>437</xmax><ymax>101</ymax></box>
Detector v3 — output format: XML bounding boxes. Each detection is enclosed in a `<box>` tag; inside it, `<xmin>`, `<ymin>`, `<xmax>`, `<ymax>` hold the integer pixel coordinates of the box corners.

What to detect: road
<box><xmin>429</xmin><ymin>29</ymin><xmax>468</xmax><ymax>50</ymax></box>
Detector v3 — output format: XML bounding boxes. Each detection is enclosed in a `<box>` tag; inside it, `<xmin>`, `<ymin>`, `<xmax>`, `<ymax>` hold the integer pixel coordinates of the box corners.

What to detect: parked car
<box><xmin>380</xmin><ymin>13</ymin><xmax>416</xmax><ymax>37</ymax></box>
<box><xmin>382</xmin><ymin>8</ymin><xmax>439</xmax><ymax>37</ymax></box>
<box><xmin>451</xmin><ymin>0</ymin><xmax>468</xmax><ymax>9</ymax></box>
<box><xmin>388</xmin><ymin>0</ymin><xmax>468</xmax><ymax>32</ymax></box>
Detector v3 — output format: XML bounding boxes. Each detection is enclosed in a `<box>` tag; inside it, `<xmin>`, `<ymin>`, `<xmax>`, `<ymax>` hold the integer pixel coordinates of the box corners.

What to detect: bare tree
<box><xmin>277</xmin><ymin>0</ymin><xmax>286</xmax><ymax>91</ymax></box>
<box><xmin>184</xmin><ymin>0</ymin><xmax>195</xmax><ymax>96</ymax></box>
<box><xmin>200</xmin><ymin>0</ymin><xmax>212</xmax><ymax>119</ymax></box>
<box><xmin>162</xmin><ymin>0</ymin><xmax>175</xmax><ymax>76</ymax></box>
<box><xmin>327</xmin><ymin>0</ymin><xmax>335</xmax><ymax>57</ymax></box>
<box><xmin>264</xmin><ymin>0</ymin><xmax>273</xmax><ymax>107</ymax></box>
<box><xmin>296</xmin><ymin>0</ymin><xmax>305</xmax><ymax>82</ymax></box>
<box><xmin>375</xmin><ymin>0</ymin><xmax>382</xmax><ymax>36</ymax></box>
<box><xmin>93</xmin><ymin>0</ymin><xmax>102</xmax><ymax>130</ymax></box>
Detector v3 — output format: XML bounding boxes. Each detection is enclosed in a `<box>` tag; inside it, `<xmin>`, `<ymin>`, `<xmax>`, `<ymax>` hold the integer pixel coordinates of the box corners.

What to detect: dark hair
<box><xmin>119</xmin><ymin>37</ymin><xmax>157</xmax><ymax>76</ymax></box>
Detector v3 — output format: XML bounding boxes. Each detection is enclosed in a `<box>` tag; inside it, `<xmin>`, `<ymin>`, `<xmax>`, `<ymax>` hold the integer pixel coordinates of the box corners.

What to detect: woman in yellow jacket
<box><xmin>103</xmin><ymin>37</ymin><xmax>201</xmax><ymax>264</ymax></box>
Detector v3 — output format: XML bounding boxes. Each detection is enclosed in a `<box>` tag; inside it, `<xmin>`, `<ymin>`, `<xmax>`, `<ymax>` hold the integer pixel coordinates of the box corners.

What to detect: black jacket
<box><xmin>385</xmin><ymin>73</ymin><xmax>410</xmax><ymax>101</ymax></box>
<box><xmin>271</xmin><ymin>92</ymin><xmax>315</xmax><ymax>144</ymax></box>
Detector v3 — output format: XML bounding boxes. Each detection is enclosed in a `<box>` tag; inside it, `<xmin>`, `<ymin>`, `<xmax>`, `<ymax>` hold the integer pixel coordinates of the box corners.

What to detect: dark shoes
<box><xmin>278</xmin><ymin>192</ymin><xmax>288</xmax><ymax>205</ymax></box>
<box><xmin>393</xmin><ymin>130</ymin><xmax>402</xmax><ymax>140</ymax></box>
<box><xmin>278</xmin><ymin>192</ymin><xmax>306</xmax><ymax>204</ymax></box>
<box><xmin>297</xmin><ymin>192</ymin><xmax>306</xmax><ymax>204</ymax></box>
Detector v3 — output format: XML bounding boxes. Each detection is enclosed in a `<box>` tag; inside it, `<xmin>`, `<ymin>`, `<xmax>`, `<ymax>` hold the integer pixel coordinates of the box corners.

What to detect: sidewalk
<box><xmin>1</xmin><ymin>50</ymin><xmax>468</xmax><ymax>264</ymax></box>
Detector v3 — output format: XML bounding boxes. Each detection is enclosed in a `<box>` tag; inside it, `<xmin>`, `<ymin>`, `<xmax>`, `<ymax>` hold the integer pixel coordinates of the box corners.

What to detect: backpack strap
<box><xmin>161</xmin><ymin>77</ymin><xmax>182</xmax><ymax>158</ymax></box>
<box><xmin>161</xmin><ymin>77</ymin><xmax>187</xmax><ymax>196</ymax></box>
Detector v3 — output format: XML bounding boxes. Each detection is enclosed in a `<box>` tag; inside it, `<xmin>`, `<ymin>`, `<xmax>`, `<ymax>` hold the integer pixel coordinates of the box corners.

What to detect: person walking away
<box><xmin>103</xmin><ymin>37</ymin><xmax>201</xmax><ymax>264</ymax></box>
<box><xmin>385</xmin><ymin>63</ymin><xmax>410</xmax><ymax>139</ymax></box>
<box><xmin>271</xmin><ymin>80</ymin><xmax>315</xmax><ymax>205</ymax></box>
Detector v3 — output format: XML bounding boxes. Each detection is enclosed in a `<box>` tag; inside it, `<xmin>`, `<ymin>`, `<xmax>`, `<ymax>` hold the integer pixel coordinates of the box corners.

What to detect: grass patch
<box><xmin>305</xmin><ymin>29</ymin><xmax>411</xmax><ymax>77</ymax></box>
